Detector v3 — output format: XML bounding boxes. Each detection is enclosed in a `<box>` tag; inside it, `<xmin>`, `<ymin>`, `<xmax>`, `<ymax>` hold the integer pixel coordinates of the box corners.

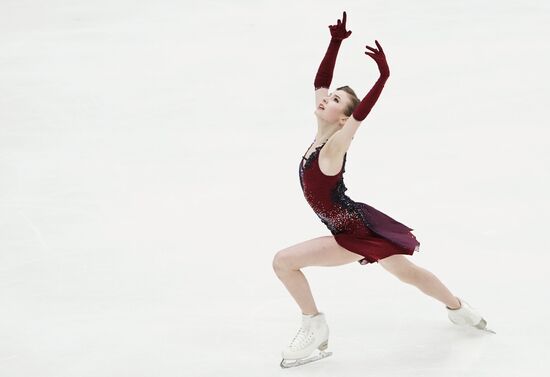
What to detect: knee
<box><xmin>399</xmin><ymin>267</ymin><xmax>419</xmax><ymax>284</ymax></box>
<box><xmin>399</xmin><ymin>265</ymin><xmax>430</xmax><ymax>285</ymax></box>
<box><xmin>272</xmin><ymin>250</ymin><xmax>294</xmax><ymax>273</ymax></box>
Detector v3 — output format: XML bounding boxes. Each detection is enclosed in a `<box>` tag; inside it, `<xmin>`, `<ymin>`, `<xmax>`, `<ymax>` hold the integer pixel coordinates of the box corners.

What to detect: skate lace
<box><xmin>289</xmin><ymin>326</ymin><xmax>313</xmax><ymax>349</ymax></box>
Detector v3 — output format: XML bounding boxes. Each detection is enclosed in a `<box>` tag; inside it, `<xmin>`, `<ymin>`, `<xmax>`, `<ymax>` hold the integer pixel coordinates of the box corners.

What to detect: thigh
<box><xmin>273</xmin><ymin>235</ymin><xmax>365</xmax><ymax>270</ymax></box>
<box><xmin>378</xmin><ymin>254</ymin><xmax>417</xmax><ymax>281</ymax></box>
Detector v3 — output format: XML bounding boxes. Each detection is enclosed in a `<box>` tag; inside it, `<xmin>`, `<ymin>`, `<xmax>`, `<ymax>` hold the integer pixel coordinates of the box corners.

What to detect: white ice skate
<box><xmin>446</xmin><ymin>296</ymin><xmax>495</xmax><ymax>334</ymax></box>
<box><xmin>280</xmin><ymin>312</ymin><xmax>332</xmax><ymax>368</ymax></box>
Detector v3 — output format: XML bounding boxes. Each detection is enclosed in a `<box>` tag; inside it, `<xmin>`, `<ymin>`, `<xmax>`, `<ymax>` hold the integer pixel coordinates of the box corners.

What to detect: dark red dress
<box><xmin>299</xmin><ymin>141</ymin><xmax>421</xmax><ymax>265</ymax></box>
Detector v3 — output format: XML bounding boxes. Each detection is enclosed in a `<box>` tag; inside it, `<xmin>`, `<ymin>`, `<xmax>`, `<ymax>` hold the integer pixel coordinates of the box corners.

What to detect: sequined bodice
<box><xmin>298</xmin><ymin>141</ymin><xmax>360</xmax><ymax>234</ymax></box>
<box><xmin>297</xmin><ymin>140</ymin><xmax>419</xmax><ymax>253</ymax></box>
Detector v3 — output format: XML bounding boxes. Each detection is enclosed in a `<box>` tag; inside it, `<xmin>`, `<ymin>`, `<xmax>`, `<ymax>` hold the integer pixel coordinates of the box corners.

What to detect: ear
<box><xmin>339</xmin><ymin>116</ymin><xmax>349</xmax><ymax>127</ymax></box>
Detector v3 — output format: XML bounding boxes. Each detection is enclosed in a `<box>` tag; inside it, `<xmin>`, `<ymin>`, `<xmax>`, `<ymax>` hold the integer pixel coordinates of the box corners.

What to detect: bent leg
<box><xmin>378</xmin><ymin>254</ymin><xmax>461</xmax><ymax>309</ymax></box>
<box><xmin>272</xmin><ymin>236</ymin><xmax>365</xmax><ymax>315</ymax></box>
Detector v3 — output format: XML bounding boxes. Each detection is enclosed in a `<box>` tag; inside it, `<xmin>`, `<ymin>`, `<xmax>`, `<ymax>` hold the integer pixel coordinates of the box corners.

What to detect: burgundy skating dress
<box><xmin>299</xmin><ymin>140</ymin><xmax>421</xmax><ymax>265</ymax></box>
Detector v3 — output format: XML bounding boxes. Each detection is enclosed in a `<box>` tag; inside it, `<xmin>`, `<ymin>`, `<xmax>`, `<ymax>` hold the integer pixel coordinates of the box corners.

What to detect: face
<box><xmin>315</xmin><ymin>90</ymin><xmax>349</xmax><ymax>126</ymax></box>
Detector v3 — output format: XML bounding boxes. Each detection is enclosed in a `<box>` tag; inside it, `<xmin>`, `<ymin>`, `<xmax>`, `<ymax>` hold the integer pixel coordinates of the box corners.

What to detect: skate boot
<box><xmin>446</xmin><ymin>296</ymin><xmax>495</xmax><ymax>334</ymax></box>
<box><xmin>280</xmin><ymin>312</ymin><xmax>332</xmax><ymax>368</ymax></box>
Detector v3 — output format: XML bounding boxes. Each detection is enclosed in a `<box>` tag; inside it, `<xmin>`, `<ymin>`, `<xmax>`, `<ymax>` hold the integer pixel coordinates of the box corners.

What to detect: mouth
<box><xmin>318</xmin><ymin>104</ymin><xmax>325</xmax><ymax>110</ymax></box>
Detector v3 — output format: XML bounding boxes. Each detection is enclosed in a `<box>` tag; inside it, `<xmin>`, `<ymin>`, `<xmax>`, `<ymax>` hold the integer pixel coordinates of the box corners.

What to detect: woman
<box><xmin>273</xmin><ymin>11</ymin><xmax>493</xmax><ymax>369</ymax></box>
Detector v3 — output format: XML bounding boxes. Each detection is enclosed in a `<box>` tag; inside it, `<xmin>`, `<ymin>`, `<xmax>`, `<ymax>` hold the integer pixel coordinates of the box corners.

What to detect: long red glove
<box><xmin>352</xmin><ymin>40</ymin><xmax>390</xmax><ymax>121</ymax></box>
<box><xmin>314</xmin><ymin>11</ymin><xmax>352</xmax><ymax>90</ymax></box>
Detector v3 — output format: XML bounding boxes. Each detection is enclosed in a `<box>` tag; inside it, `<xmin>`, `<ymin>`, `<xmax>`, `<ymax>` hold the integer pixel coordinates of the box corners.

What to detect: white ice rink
<box><xmin>1</xmin><ymin>0</ymin><xmax>549</xmax><ymax>375</ymax></box>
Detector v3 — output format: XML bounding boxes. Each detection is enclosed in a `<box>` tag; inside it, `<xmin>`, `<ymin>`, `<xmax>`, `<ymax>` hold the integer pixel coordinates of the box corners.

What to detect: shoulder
<box><xmin>323</xmin><ymin>138</ymin><xmax>347</xmax><ymax>160</ymax></box>
<box><xmin>326</xmin><ymin>115</ymin><xmax>361</xmax><ymax>155</ymax></box>
<box><xmin>318</xmin><ymin>140</ymin><xmax>347</xmax><ymax>176</ymax></box>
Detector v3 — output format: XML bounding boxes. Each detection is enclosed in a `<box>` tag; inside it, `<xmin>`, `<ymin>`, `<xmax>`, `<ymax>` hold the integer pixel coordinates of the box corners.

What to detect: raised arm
<box><xmin>330</xmin><ymin>40</ymin><xmax>391</xmax><ymax>154</ymax></box>
<box><xmin>314</xmin><ymin>11</ymin><xmax>352</xmax><ymax>106</ymax></box>
<box><xmin>352</xmin><ymin>40</ymin><xmax>390</xmax><ymax>121</ymax></box>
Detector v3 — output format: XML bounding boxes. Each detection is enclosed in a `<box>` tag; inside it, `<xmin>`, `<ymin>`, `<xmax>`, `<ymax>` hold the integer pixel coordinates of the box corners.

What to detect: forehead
<box><xmin>329</xmin><ymin>90</ymin><xmax>346</xmax><ymax>99</ymax></box>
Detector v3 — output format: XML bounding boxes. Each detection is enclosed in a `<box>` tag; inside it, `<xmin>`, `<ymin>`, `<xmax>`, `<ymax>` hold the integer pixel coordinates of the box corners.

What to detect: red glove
<box><xmin>314</xmin><ymin>11</ymin><xmax>352</xmax><ymax>90</ymax></box>
<box><xmin>329</xmin><ymin>11</ymin><xmax>352</xmax><ymax>40</ymax></box>
<box><xmin>364</xmin><ymin>39</ymin><xmax>390</xmax><ymax>77</ymax></box>
<box><xmin>352</xmin><ymin>40</ymin><xmax>390</xmax><ymax>121</ymax></box>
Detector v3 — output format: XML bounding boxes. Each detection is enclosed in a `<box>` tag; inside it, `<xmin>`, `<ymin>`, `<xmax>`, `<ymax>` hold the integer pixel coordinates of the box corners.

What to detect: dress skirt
<box><xmin>333</xmin><ymin>202</ymin><xmax>420</xmax><ymax>265</ymax></box>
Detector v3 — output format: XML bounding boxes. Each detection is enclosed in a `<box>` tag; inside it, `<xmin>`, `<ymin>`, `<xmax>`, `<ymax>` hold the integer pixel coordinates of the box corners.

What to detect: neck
<box><xmin>314</xmin><ymin>120</ymin><xmax>340</xmax><ymax>143</ymax></box>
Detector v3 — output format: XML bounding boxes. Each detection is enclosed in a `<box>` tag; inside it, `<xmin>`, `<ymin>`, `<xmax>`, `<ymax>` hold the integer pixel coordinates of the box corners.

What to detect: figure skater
<box><xmin>273</xmin><ymin>11</ymin><xmax>494</xmax><ymax>369</ymax></box>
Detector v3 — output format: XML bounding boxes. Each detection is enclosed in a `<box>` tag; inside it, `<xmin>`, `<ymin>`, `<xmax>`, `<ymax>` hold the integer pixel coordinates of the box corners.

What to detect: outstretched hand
<box><xmin>364</xmin><ymin>40</ymin><xmax>390</xmax><ymax>78</ymax></box>
<box><xmin>329</xmin><ymin>11</ymin><xmax>352</xmax><ymax>40</ymax></box>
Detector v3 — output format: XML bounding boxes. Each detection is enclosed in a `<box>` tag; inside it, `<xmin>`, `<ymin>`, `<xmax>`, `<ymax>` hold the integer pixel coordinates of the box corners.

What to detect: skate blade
<box><xmin>280</xmin><ymin>350</ymin><xmax>332</xmax><ymax>368</ymax></box>
<box><xmin>475</xmin><ymin>318</ymin><xmax>496</xmax><ymax>334</ymax></box>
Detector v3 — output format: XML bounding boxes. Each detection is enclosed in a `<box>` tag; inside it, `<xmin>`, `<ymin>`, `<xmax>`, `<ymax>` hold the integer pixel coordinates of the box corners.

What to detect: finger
<box><xmin>365</xmin><ymin>52</ymin><xmax>376</xmax><ymax>59</ymax></box>
<box><xmin>347</xmin><ymin>30</ymin><xmax>352</xmax><ymax>37</ymax></box>
<box><xmin>342</xmin><ymin>11</ymin><xmax>347</xmax><ymax>25</ymax></box>
<box><xmin>375</xmin><ymin>40</ymin><xmax>384</xmax><ymax>54</ymax></box>
<box><xmin>365</xmin><ymin>45</ymin><xmax>378</xmax><ymax>52</ymax></box>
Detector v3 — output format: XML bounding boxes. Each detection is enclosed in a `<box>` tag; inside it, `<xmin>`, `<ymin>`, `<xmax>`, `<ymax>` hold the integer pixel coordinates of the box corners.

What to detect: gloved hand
<box><xmin>314</xmin><ymin>11</ymin><xmax>351</xmax><ymax>89</ymax></box>
<box><xmin>329</xmin><ymin>11</ymin><xmax>352</xmax><ymax>40</ymax></box>
<box><xmin>364</xmin><ymin>40</ymin><xmax>390</xmax><ymax>78</ymax></box>
<box><xmin>352</xmin><ymin>40</ymin><xmax>391</xmax><ymax>121</ymax></box>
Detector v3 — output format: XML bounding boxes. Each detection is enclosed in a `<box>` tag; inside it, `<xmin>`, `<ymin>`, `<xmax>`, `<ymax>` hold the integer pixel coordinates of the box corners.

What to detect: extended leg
<box><xmin>378</xmin><ymin>254</ymin><xmax>461</xmax><ymax>309</ymax></box>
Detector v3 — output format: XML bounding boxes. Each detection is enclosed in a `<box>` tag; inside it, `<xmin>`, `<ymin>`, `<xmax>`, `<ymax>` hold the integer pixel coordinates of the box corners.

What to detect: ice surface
<box><xmin>1</xmin><ymin>0</ymin><xmax>549</xmax><ymax>376</ymax></box>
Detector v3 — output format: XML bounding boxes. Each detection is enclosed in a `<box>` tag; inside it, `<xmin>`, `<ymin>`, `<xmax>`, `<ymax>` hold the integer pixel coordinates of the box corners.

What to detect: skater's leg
<box><xmin>378</xmin><ymin>254</ymin><xmax>461</xmax><ymax>309</ymax></box>
<box><xmin>272</xmin><ymin>236</ymin><xmax>365</xmax><ymax>315</ymax></box>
